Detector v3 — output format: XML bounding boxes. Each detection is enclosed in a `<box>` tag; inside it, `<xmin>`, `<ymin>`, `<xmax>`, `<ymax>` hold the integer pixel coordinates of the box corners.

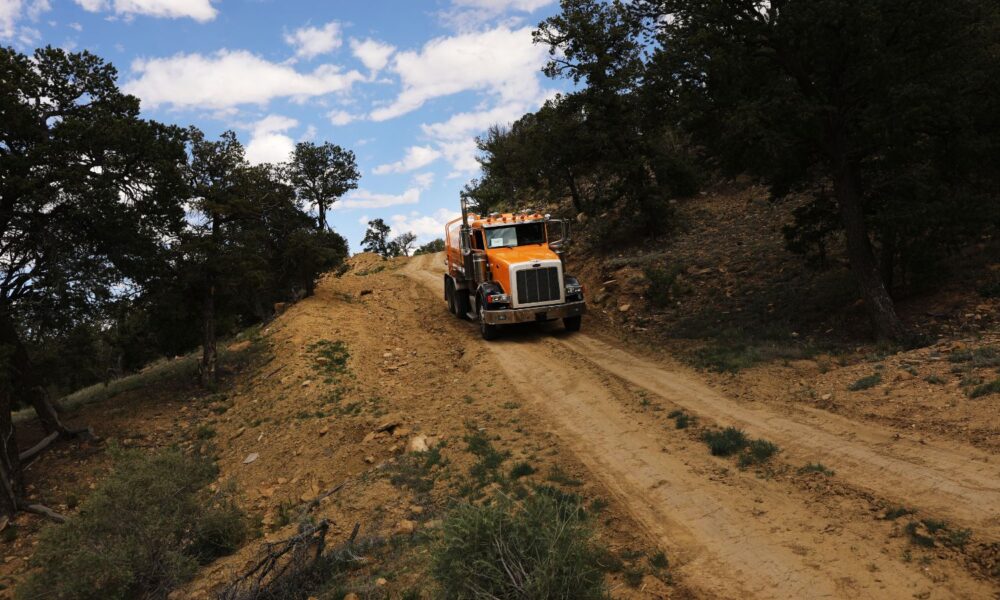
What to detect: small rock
<box><xmin>302</xmin><ymin>380</ymin><xmax>312</xmax><ymax>387</ymax></box>
<box><xmin>343</xmin><ymin>594</ymin><xmax>359</xmax><ymax>600</ymax></box>
<box><xmin>226</xmin><ymin>340</ymin><xmax>252</xmax><ymax>353</ymax></box>
<box><xmin>393</xmin><ymin>519</ymin><xmax>416</xmax><ymax>536</ymax></box>
<box><xmin>619</xmin><ymin>304</ymin><xmax>631</xmax><ymax>312</ymax></box>
<box><xmin>364</xmin><ymin>455</ymin><xmax>375</xmax><ymax>464</ymax></box>
<box><xmin>363</xmin><ymin>432</ymin><xmax>377</xmax><ymax>443</ymax></box>
<box><xmin>375</xmin><ymin>578</ymin><xmax>388</xmax><ymax>587</ymax></box>
<box><xmin>820</xmin><ymin>393</ymin><xmax>832</xmax><ymax>401</ymax></box>
<box><xmin>383</xmin><ymin>352</ymin><xmax>393</xmax><ymax>359</ymax></box>
<box><xmin>407</xmin><ymin>435</ymin><xmax>429</xmax><ymax>453</ymax></box>
<box><xmin>243</xmin><ymin>453</ymin><xmax>259</xmax><ymax>464</ymax></box>
<box><xmin>375</xmin><ymin>420</ymin><xmax>402</xmax><ymax>434</ymax></box>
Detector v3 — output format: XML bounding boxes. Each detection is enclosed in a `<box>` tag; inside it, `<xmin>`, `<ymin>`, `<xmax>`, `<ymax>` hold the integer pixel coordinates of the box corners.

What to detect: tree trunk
<box><xmin>201</xmin><ymin>214</ymin><xmax>220</xmax><ymax>387</ymax></box>
<box><xmin>317</xmin><ymin>200</ymin><xmax>328</xmax><ymax>231</ymax></box>
<box><xmin>831</xmin><ymin>164</ymin><xmax>907</xmax><ymax>341</ymax></box>
<box><xmin>566</xmin><ymin>168</ymin><xmax>583</xmax><ymax>214</ymax></box>
<box><xmin>879</xmin><ymin>229</ymin><xmax>897</xmax><ymax>292</ymax></box>
<box><xmin>0</xmin><ymin>313</ymin><xmax>76</xmax><ymax>438</ymax></box>
<box><xmin>0</xmin><ymin>390</ymin><xmax>22</xmax><ymax>519</ymax></box>
<box><xmin>201</xmin><ymin>280</ymin><xmax>217</xmax><ymax>387</ymax></box>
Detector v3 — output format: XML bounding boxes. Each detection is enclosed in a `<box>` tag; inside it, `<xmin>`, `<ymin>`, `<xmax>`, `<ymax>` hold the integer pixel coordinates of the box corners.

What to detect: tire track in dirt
<box><xmin>555</xmin><ymin>335</ymin><xmax>1000</xmax><ymax>537</ymax></box>
<box><xmin>402</xmin><ymin>253</ymin><xmax>998</xmax><ymax>599</ymax></box>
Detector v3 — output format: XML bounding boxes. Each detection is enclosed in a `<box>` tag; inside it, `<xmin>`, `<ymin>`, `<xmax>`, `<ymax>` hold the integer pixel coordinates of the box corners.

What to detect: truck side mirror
<box><xmin>460</xmin><ymin>229</ymin><xmax>472</xmax><ymax>256</ymax></box>
<box><xmin>548</xmin><ymin>219</ymin><xmax>570</xmax><ymax>251</ymax></box>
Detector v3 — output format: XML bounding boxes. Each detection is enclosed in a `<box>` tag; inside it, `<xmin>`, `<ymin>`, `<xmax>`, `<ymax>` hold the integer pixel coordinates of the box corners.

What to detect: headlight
<box><xmin>486</xmin><ymin>293</ymin><xmax>510</xmax><ymax>304</ymax></box>
<box><xmin>565</xmin><ymin>284</ymin><xmax>582</xmax><ymax>295</ymax></box>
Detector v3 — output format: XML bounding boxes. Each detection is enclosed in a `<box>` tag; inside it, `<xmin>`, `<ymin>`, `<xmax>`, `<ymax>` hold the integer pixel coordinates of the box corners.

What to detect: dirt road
<box><xmin>403</xmin><ymin>252</ymin><xmax>999</xmax><ymax>599</ymax></box>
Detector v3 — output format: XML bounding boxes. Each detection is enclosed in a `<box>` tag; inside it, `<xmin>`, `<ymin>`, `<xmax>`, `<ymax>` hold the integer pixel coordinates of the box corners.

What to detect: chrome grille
<box><xmin>516</xmin><ymin>267</ymin><xmax>561</xmax><ymax>304</ymax></box>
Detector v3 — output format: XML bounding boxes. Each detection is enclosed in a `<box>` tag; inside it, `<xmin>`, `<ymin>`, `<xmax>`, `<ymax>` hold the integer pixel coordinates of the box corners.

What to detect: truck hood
<box><xmin>487</xmin><ymin>244</ymin><xmax>560</xmax><ymax>269</ymax></box>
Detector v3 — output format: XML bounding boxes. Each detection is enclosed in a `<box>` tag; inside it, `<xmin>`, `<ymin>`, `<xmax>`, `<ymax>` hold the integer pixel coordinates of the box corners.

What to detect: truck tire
<box><xmin>478</xmin><ymin>301</ymin><xmax>500</xmax><ymax>340</ymax></box>
<box><xmin>455</xmin><ymin>290</ymin><xmax>470</xmax><ymax>320</ymax></box>
<box><xmin>563</xmin><ymin>316</ymin><xmax>582</xmax><ymax>332</ymax></box>
<box><xmin>445</xmin><ymin>280</ymin><xmax>456</xmax><ymax>314</ymax></box>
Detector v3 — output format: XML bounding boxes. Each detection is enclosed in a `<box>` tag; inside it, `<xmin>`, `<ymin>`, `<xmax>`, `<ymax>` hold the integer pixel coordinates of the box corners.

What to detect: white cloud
<box><xmin>421</xmin><ymin>98</ymin><xmax>541</xmax><ymax>141</ymax></box>
<box><xmin>68</xmin><ymin>21</ymin><xmax>83</xmax><ymax>31</ymax></box>
<box><xmin>245</xmin><ymin>114</ymin><xmax>298</xmax><ymax>165</ymax></box>
<box><xmin>328</xmin><ymin>109</ymin><xmax>357</xmax><ymax>126</ymax></box>
<box><xmin>442</xmin><ymin>0</ymin><xmax>553</xmax><ymax>30</ymax></box>
<box><xmin>389</xmin><ymin>208</ymin><xmax>460</xmax><ymax>242</ymax></box>
<box><xmin>73</xmin><ymin>0</ymin><xmax>105</xmax><ymax>10</ymax></box>
<box><xmin>335</xmin><ymin>187</ymin><xmax>421</xmax><ymax>210</ymax></box>
<box><xmin>411</xmin><ymin>172</ymin><xmax>435</xmax><ymax>190</ymax></box>
<box><xmin>420</xmin><ymin>93</ymin><xmax>556</xmax><ymax>174</ymax></box>
<box><xmin>124</xmin><ymin>50</ymin><xmax>364</xmax><ymax>110</ymax></box>
<box><xmin>285</xmin><ymin>21</ymin><xmax>342</xmax><ymax>60</ymax></box>
<box><xmin>372</xmin><ymin>145</ymin><xmax>441</xmax><ymax>175</ymax></box>
<box><xmin>74</xmin><ymin>0</ymin><xmax>217</xmax><ymax>22</ymax></box>
<box><xmin>0</xmin><ymin>2</ymin><xmax>22</xmax><ymax>37</ymax></box>
<box><xmin>370</xmin><ymin>26</ymin><xmax>546</xmax><ymax>121</ymax></box>
<box><xmin>299</xmin><ymin>124</ymin><xmax>317</xmax><ymax>141</ymax></box>
<box><xmin>452</xmin><ymin>0</ymin><xmax>552</xmax><ymax>10</ymax></box>
<box><xmin>25</xmin><ymin>0</ymin><xmax>48</xmax><ymax>20</ymax></box>
<box><xmin>439</xmin><ymin>139</ymin><xmax>481</xmax><ymax>177</ymax></box>
<box><xmin>350</xmin><ymin>37</ymin><xmax>395</xmax><ymax>72</ymax></box>
<box><xmin>1</xmin><ymin>0</ymin><xmax>50</xmax><ymax>41</ymax></box>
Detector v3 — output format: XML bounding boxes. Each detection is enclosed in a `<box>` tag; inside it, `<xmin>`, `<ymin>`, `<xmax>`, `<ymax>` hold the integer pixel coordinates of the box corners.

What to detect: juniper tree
<box><xmin>288</xmin><ymin>141</ymin><xmax>360</xmax><ymax>231</ymax></box>
<box><xmin>0</xmin><ymin>46</ymin><xmax>187</xmax><ymax>517</ymax></box>
<box><xmin>627</xmin><ymin>0</ymin><xmax>1000</xmax><ymax>339</ymax></box>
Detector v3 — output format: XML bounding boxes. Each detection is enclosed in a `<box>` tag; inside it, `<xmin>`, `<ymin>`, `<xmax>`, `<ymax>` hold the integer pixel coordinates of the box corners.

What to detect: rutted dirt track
<box><xmin>402</xmin><ymin>253</ymin><xmax>1000</xmax><ymax>599</ymax></box>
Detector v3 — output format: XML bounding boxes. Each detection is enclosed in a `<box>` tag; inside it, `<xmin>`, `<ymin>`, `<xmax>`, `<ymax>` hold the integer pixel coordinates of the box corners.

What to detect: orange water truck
<box><xmin>443</xmin><ymin>198</ymin><xmax>586</xmax><ymax>340</ymax></box>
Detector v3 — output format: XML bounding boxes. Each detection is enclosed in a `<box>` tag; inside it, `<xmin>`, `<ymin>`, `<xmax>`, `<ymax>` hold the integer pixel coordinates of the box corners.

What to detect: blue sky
<box><xmin>0</xmin><ymin>0</ymin><xmax>570</xmax><ymax>250</ymax></box>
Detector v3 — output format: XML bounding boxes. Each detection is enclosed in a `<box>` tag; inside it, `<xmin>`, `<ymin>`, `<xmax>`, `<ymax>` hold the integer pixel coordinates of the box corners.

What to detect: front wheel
<box><xmin>563</xmin><ymin>316</ymin><xmax>582</xmax><ymax>332</ymax></box>
<box><xmin>445</xmin><ymin>280</ymin><xmax>456</xmax><ymax>315</ymax></box>
<box><xmin>478</xmin><ymin>302</ymin><xmax>500</xmax><ymax>340</ymax></box>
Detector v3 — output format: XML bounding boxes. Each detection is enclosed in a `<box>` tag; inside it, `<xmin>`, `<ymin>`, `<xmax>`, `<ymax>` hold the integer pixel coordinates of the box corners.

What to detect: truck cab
<box><xmin>444</xmin><ymin>209</ymin><xmax>586</xmax><ymax>340</ymax></box>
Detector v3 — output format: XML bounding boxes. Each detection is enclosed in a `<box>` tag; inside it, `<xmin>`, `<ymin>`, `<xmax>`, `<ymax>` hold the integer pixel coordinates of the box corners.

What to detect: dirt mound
<box><xmin>4</xmin><ymin>249</ymin><xmax>996</xmax><ymax>599</ymax></box>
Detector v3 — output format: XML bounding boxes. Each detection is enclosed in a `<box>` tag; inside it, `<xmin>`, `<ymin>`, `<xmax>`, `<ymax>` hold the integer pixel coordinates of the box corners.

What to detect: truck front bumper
<box><xmin>482</xmin><ymin>300</ymin><xmax>587</xmax><ymax>325</ymax></box>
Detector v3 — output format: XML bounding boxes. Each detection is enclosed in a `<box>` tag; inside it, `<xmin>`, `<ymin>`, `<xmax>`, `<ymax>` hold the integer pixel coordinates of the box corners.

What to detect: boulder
<box><xmin>407</xmin><ymin>435</ymin><xmax>429</xmax><ymax>453</ymax></box>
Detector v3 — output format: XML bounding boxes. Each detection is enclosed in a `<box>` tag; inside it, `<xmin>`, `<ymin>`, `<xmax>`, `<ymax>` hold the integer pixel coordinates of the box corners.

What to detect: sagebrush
<box><xmin>17</xmin><ymin>449</ymin><xmax>247</xmax><ymax>600</ymax></box>
<box><xmin>433</xmin><ymin>493</ymin><xmax>607</xmax><ymax>599</ymax></box>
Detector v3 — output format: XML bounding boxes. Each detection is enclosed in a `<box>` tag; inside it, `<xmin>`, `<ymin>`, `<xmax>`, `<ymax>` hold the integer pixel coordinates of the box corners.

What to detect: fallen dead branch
<box><xmin>216</xmin><ymin>520</ymin><xmax>380</xmax><ymax>600</ymax></box>
<box><xmin>217</xmin><ymin>520</ymin><xmax>330</xmax><ymax>600</ymax></box>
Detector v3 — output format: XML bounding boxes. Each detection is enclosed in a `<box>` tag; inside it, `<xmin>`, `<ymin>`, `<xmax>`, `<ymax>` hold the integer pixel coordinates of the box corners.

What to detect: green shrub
<box><xmin>668</xmin><ymin>410</ymin><xmax>692</xmax><ymax>429</ymax></box>
<box><xmin>798</xmin><ymin>463</ymin><xmax>835</xmax><ymax>476</ymax></box>
<box><xmin>703</xmin><ymin>427</ymin><xmax>748</xmax><ymax>456</ymax></box>
<box><xmin>883</xmin><ymin>506</ymin><xmax>915</xmax><ymax>521</ymax></box>
<box><xmin>969</xmin><ymin>378</ymin><xmax>1000</xmax><ymax>398</ymax></box>
<box><xmin>738</xmin><ymin>439</ymin><xmax>780</xmax><ymax>469</ymax></box>
<box><xmin>432</xmin><ymin>494</ymin><xmax>607</xmax><ymax>599</ymax></box>
<box><xmin>691</xmin><ymin>343</ymin><xmax>761</xmax><ymax>373</ymax></box>
<box><xmin>465</xmin><ymin>431</ymin><xmax>509</xmax><ymax>484</ymax></box>
<box><xmin>510</xmin><ymin>462</ymin><xmax>537</xmax><ymax>479</ymax></box>
<box><xmin>948</xmin><ymin>346</ymin><xmax>1000</xmax><ymax>367</ymax></box>
<box><xmin>848</xmin><ymin>373</ymin><xmax>882</xmax><ymax>391</ymax></box>
<box><xmin>18</xmin><ymin>449</ymin><xmax>246</xmax><ymax>600</ymax></box>
<box><xmin>644</xmin><ymin>265</ymin><xmax>685</xmax><ymax>309</ymax></box>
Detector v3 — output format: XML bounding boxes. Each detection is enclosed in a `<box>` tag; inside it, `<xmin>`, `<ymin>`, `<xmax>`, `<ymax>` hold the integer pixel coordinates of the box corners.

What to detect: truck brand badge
<box><xmin>532</xmin><ymin>263</ymin><xmax>541</xmax><ymax>268</ymax></box>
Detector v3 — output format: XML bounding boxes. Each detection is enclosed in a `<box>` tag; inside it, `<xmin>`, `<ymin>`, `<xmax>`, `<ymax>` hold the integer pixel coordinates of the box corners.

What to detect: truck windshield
<box><xmin>485</xmin><ymin>223</ymin><xmax>546</xmax><ymax>248</ymax></box>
